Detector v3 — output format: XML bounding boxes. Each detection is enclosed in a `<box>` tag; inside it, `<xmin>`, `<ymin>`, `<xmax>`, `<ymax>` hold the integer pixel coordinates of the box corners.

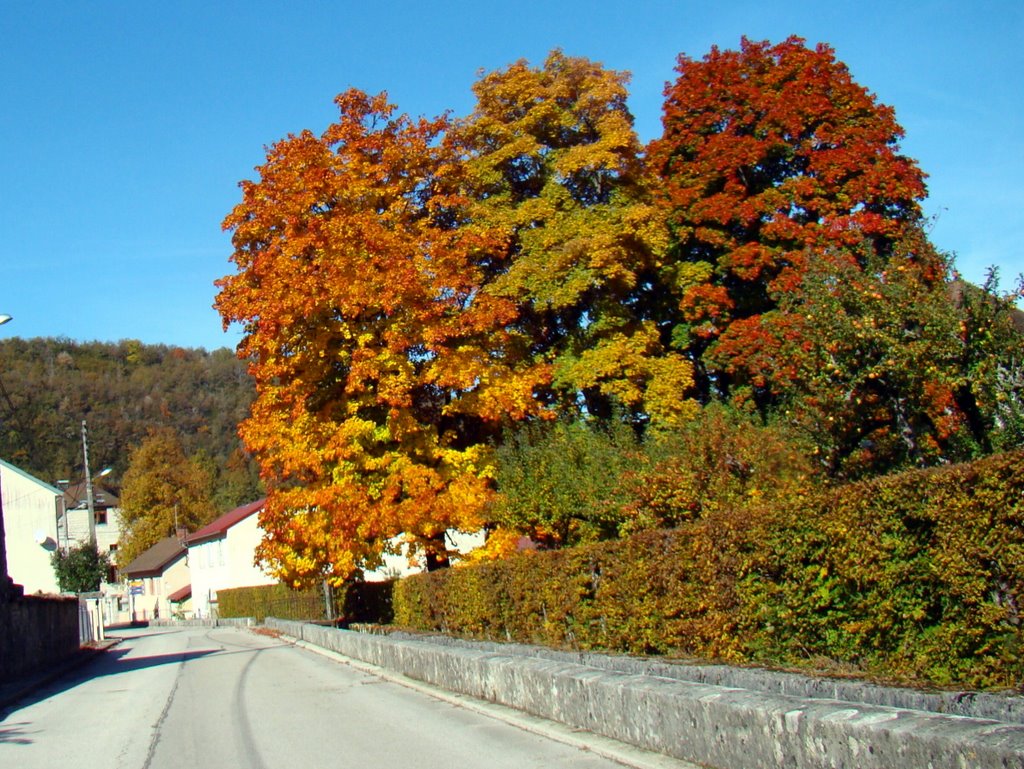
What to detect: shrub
<box><xmin>217</xmin><ymin>580</ymin><xmax>395</xmax><ymax>624</ymax></box>
<box><xmin>51</xmin><ymin>542</ymin><xmax>110</xmax><ymax>593</ymax></box>
<box><xmin>217</xmin><ymin>583</ymin><xmax>325</xmax><ymax>622</ymax></box>
<box><xmin>394</xmin><ymin>450</ymin><xmax>1024</xmax><ymax>689</ymax></box>
<box><xmin>491</xmin><ymin>418</ymin><xmax>642</xmax><ymax>547</ymax></box>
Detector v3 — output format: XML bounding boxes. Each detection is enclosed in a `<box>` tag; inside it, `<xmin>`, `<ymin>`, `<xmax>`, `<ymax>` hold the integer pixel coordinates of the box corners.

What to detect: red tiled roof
<box><xmin>186</xmin><ymin>498</ymin><xmax>265</xmax><ymax>545</ymax></box>
<box><xmin>167</xmin><ymin>584</ymin><xmax>192</xmax><ymax>603</ymax></box>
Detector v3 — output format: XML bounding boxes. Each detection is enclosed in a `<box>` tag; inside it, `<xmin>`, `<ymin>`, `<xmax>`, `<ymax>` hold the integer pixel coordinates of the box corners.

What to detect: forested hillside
<box><xmin>0</xmin><ymin>337</ymin><xmax>259</xmax><ymax>509</ymax></box>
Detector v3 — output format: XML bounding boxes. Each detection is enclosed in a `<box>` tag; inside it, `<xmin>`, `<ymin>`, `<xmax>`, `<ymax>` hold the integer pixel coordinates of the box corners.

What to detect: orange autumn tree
<box><xmin>215</xmin><ymin>90</ymin><xmax>544</xmax><ymax>587</ymax></box>
<box><xmin>452</xmin><ymin>51</ymin><xmax>696</xmax><ymax>429</ymax></box>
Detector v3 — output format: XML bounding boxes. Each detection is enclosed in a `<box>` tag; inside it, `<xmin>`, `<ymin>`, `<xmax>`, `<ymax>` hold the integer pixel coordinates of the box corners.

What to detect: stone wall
<box><xmin>268</xmin><ymin>618</ymin><xmax>1024</xmax><ymax>769</ymax></box>
<box><xmin>0</xmin><ymin>594</ymin><xmax>80</xmax><ymax>682</ymax></box>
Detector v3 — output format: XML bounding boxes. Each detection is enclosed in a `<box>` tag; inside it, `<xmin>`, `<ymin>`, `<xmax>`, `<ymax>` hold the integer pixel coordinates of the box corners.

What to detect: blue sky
<box><xmin>2</xmin><ymin>1</ymin><xmax>1021</xmax><ymax>351</ymax></box>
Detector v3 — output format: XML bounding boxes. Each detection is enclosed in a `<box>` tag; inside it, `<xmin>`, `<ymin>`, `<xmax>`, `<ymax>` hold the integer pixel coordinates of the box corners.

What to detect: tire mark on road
<box><xmin>233</xmin><ymin>647</ymin><xmax>270</xmax><ymax>769</ymax></box>
<box><xmin>138</xmin><ymin>653</ymin><xmax>186</xmax><ymax>769</ymax></box>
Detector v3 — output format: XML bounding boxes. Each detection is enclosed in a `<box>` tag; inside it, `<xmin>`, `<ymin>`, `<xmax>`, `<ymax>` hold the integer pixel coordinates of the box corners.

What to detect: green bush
<box><xmin>491</xmin><ymin>418</ymin><xmax>641</xmax><ymax>547</ymax></box>
<box><xmin>394</xmin><ymin>450</ymin><xmax>1024</xmax><ymax>689</ymax></box>
<box><xmin>217</xmin><ymin>583</ymin><xmax>325</xmax><ymax>622</ymax></box>
<box><xmin>51</xmin><ymin>541</ymin><xmax>110</xmax><ymax>593</ymax></box>
<box><xmin>217</xmin><ymin>580</ymin><xmax>395</xmax><ymax>624</ymax></box>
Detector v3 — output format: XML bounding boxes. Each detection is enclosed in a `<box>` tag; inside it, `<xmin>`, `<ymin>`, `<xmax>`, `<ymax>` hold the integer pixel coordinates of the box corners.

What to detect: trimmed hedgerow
<box><xmin>741</xmin><ymin>449</ymin><xmax>1024</xmax><ymax>687</ymax></box>
<box><xmin>393</xmin><ymin>450</ymin><xmax>1024</xmax><ymax>689</ymax></box>
<box><xmin>218</xmin><ymin>580</ymin><xmax>395</xmax><ymax>625</ymax></box>
<box><xmin>217</xmin><ymin>583</ymin><xmax>325</xmax><ymax>622</ymax></box>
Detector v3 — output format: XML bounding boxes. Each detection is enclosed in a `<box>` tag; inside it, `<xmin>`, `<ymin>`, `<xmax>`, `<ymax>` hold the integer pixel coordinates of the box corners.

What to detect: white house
<box><xmin>1</xmin><ymin>458</ymin><xmax>65</xmax><ymax>595</ymax></box>
<box><xmin>366</xmin><ymin>530</ymin><xmax>487</xmax><ymax>582</ymax></box>
<box><xmin>59</xmin><ymin>479</ymin><xmax>122</xmax><ymax>573</ymax></box>
<box><xmin>187</xmin><ymin>499</ymin><xmax>275</xmax><ymax>618</ymax></box>
<box><xmin>121</xmin><ymin>536</ymin><xmax>190</xmax><ymax>621</ymax></box>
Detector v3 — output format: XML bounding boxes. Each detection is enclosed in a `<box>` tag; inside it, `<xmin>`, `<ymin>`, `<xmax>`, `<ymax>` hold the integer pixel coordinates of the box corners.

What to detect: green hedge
<box><xmin>218</xmin><ymin>580</ymin><xmax>395</xmax><ymax>625</ymax></box>
<box><xmin>217</xmin><ymin>583</ymin><xmax>325</xmax><ymax>622</ymax></box>
<box><xmin>393</xmin><ymin>450</ymin><xmax>1024</xmax><ymax>689</ymax></box>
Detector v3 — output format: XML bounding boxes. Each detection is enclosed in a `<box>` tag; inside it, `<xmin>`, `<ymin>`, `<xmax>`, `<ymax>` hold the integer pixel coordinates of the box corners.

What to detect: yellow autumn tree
<box><xmin>451</xmin><ymin>50</ymin><xmax>696</xmax><ymax>428</ymax></box>
<box><xmin>118</xmin><ymin>427</ymin><xmax>217</xmax><ymax>567</ymax></box>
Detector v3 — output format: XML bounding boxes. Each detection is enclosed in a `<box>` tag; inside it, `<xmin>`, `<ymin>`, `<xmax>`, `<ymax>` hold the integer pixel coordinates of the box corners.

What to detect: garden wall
<box><xmin>0</xmin><ymin>593</ymin><xmax>79</xmax><ymax>682</ymax></box>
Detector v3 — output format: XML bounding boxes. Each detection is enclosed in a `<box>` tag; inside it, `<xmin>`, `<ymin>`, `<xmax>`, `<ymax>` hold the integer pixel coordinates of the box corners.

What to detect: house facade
<box><xmin>1</xmin><ymin>458</ymin><xmax>65</xmax><ymax>595</ymax></box>
<box><xmin>187</xmin><ymin>499</ymin><xmax>275</xmax><ymax>618</ymax></box>
<box><xmin>59</xmin><ymin>479</ymin><xmax>123</xmax><ymax>575</ymax></box>
<box><xmin>121</xmin><ymin>536</ymin><xmax>190</xmax><ymax>621</ymax></box>
<box><xmin>366</xmin><ymin>529</ymin><xmax>487</xmax><ymax>582</ymax></box>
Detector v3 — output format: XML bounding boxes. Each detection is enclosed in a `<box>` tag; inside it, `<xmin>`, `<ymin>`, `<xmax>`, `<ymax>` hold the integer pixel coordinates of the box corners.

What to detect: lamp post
<box><xmin>0</xmin><ymin>314</ymin><xmax>18</xmax><ymax>600</ymax></box>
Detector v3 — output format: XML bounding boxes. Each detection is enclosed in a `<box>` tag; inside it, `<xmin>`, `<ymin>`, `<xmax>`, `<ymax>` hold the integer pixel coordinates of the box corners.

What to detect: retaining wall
<box><xmin>267</xmin><ymin>618</ymin><xmax>1024</xmax><ymax>769</ymax></box>
<box><xmin>0</xmin><ymin>594</ymin><xmax>79</xmax><ymax>682</ymax></box>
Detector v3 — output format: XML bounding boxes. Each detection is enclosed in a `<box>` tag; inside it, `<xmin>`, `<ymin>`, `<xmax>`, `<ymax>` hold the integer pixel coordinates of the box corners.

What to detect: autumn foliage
<box><xmin>650</xmin><ymin>37</ymin><xmax>936</xmax><ymax>401</ymax></box>
<box><xmin>216</xmin><ymin>90</ymin><xmax>529</xmax><ymax>585</ymax></box>
<box><xmin>218</xmin><ymin>40</ymin><xmax>1022</xmax><ymax>586</ymax></box>
<box><xmin>118</xmin><ymin>427</ymin><xmax>218</xmax><ymax>566</ymax></box>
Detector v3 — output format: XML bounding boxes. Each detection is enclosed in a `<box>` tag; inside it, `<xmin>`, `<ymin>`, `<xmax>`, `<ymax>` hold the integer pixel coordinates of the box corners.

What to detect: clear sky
<box><xmin>2</xmin><ymin>1</ymin><xmax>1021</xmax><ymax>351</ymax></box>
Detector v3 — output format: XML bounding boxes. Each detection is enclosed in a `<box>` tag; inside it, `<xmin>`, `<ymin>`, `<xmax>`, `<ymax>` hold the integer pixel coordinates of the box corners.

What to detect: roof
<box><xmin>187</xmin><ymin>498</ymin><xmax>266</xmax><ymax>546</ymax></box>
<box><xmin>122</xmin><ymin>536</ymin><xmax>186</xmax><ymax>577</ymax></box>
<box><xmin>61</xmin><ymin>479</ymin><xmax>120</xmax><ymax>511</ymax></box>
<box><xmin>0</xmin><ymin>458</ymin><xmax>64</xmax><ymax>496</ymax></box>
<box><xmin>167</xmin><ymin>584</ymin><xmax>192</xmax><ymax>603</ymax></box>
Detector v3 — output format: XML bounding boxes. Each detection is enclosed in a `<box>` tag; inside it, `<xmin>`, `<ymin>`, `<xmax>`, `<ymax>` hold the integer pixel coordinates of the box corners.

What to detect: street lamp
<box><xmin>0</xmin><ymin>314</ymin><xmax>19</xmax><ymax>599</ymax></box>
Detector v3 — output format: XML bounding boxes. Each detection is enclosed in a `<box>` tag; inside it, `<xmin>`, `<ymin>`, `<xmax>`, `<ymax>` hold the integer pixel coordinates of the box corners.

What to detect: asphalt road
<box><xmin>0</xmin><ymin>625</ymin><xmax>636</xmax><ymax>769</ymax></box>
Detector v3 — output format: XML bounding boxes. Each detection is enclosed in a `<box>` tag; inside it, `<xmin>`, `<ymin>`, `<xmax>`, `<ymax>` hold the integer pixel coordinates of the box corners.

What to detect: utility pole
<box><xmin>0</xmin><ymin>314</ymin><xmax>18</xmax><ymax>600</ymax></box>
<box><xmin>82</xmin><ymin>419</ymin><xmax>97</xmax><ymax>543</ymax></box>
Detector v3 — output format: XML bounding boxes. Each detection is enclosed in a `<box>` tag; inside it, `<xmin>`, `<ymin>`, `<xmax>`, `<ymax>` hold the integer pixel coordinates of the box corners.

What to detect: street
<box><xmin>0</xmin><ymin>625</ymin><xmax>631</xmax><ymax>769</ymax></box>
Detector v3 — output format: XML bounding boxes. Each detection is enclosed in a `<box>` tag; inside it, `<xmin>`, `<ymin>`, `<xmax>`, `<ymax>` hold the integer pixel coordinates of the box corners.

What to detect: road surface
<box><xmin>0</xmin><ymin>625</ymin><xmax>643</xmax><ymax>769</ymax></box>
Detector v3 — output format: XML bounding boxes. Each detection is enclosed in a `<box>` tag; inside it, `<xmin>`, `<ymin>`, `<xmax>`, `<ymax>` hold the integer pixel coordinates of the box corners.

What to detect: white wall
<box><xmin>2</xmin><ymin>462</ymin><xmax>62</xmax><ymax>595</ymax></box>
<box><xmin>190</xmin><ymin>513</ymin><xmax>275</xmax><ymax>618</ymax></box>
<box><xmin>129</xmin><ymin>553</ymin><xmax>189</xmax><ymax>621</ymax></box>
<box><xmin>365</xmin><ymin>529</ymin><xmax>487</xmax><ymax>582</ymax></box>
<box><xmin>62</xmin><ymin>505</ymin><xmax>122</xmax><ymax>555</ymax></box>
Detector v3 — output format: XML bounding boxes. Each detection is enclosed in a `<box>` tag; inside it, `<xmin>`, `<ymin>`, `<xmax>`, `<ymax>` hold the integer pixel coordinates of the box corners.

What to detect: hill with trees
<box><xmin>0</xmin><ymin>337</ymin><xmax>261</xmax><ymax>513</ymax></box>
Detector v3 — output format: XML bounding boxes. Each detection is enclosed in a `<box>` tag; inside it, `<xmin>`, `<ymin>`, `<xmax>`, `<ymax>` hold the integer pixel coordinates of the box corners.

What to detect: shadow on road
<box><xmin>0</xmin><ymin>722</ymin><xmax>34</xmax><ymax>745</ymax></box>
<box><xmin>0</xmin><ymin>646</ymin><xmax>219</xmax><ymax>724</ymax></box>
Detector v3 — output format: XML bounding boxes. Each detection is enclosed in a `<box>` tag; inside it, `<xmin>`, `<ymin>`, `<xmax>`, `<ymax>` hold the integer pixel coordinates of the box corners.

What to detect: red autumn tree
<box><xmin>649</xmin><ymin>36</ymin><xmax>937</xmax><ymax>405</ymax></box>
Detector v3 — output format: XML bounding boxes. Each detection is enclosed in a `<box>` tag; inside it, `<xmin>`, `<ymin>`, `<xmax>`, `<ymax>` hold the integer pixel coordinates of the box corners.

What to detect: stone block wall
<box><xmin>0</xmin><ymin>594</ymin><xmax>79</xmax><ymax>682</ymax></box>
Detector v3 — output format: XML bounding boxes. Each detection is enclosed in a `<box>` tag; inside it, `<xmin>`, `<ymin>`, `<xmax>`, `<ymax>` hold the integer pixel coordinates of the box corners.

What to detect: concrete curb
<box><xmin>374</xmin><ymin>629</ymin><xmax>1024</xmax><ymax>725</ymax></box>
<box><xmin>267</xmin><ymin>618</ymin><xmax>1024</xmax><ymax>769</ymax></box>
